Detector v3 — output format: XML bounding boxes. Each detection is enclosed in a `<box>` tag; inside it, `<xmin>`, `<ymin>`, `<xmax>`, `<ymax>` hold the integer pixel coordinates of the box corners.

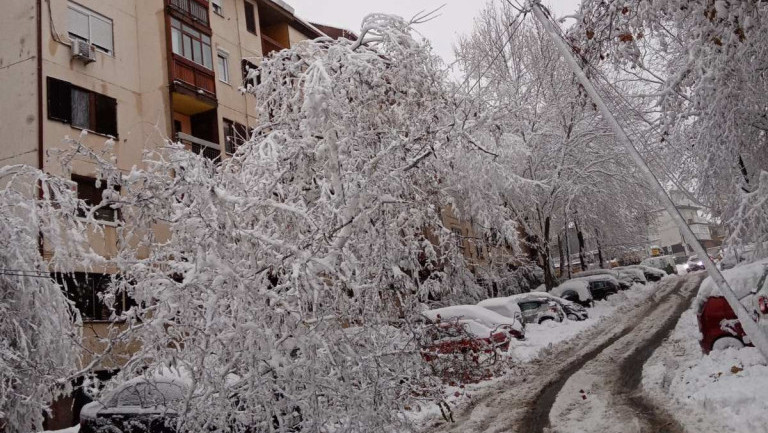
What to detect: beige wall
<box><xmin>0</xmin><ymin>1</ymin><xmax>39</xmax><ymax>168</ymax></box>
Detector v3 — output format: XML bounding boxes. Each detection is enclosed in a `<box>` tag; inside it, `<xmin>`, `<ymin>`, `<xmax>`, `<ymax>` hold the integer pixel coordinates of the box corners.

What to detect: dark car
<box><xmin>572</xmin><ymin>275</ymin><xmax>620</xmax><ymax>301</ymax></box>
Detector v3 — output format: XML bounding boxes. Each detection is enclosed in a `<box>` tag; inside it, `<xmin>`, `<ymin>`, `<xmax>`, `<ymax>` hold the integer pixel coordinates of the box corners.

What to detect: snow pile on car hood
<box><xmin>695</xmin><ymin>258</ymin><xmax>768</xmax><ymax>310</ymax></box>
<box><xmin>550</xmin><ymin>280</ymin><xmax>592</xmax><ymax>302</ymax></box>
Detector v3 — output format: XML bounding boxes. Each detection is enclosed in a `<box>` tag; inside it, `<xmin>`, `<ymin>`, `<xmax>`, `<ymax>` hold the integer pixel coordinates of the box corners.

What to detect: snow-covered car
<box><xmin>640</xmin><ymin>255</ymin><xmax>677</xmax><ymax>275</ymax></box>
<box><xmin>522</xmin><ymin>288</ymin><xmax>589</xmax><ymax>320</ymax></box>
<box><xmin>80</xmin><ymin>374</ymin><xmax>301</xmax><ymax>433</ymax></box>
<box><xmin>569</xmin><ymin>274</ymin><xmax>620</xmax><ymax>301</ymax></box>
<box><xmin>611</xmin><ymin>267</ymin><xmax>648</xmax><ymax>285</ymax></box>
<box><xmin>686</xmin><ymin>255</ymin><xmax>706</xmax><ymax>272</ymax></box>
<box><xmin>421</xmin><ymin>305</ymin><xmax>525</xmax><ymax>340</ymax></box>
<box><xmin>569</xmin><ymin>269</ymin><xmax>632</xmax><ymax>290</ymax></box>
<box><xmin>474</xmin><ymin>297</ymin><xmax>525</xmax><ymax>327</ymax></box>
<box><xmin>695</xmin><ymin>258</ymin><xmax>768</xmax><ymax>353</ymax></box>
<box><xmin>478</xmin><ymin>294</ymin><xmax>564</xmax><ymax>325</ymax></box>
<box><xmin>549</xmin><ymin>279</ymin><xmax>594</xmax><ymax>307</ymax></box>
<box><xmin>80</xmin><ymin>376</ymin><xmax>188</xmax><ymax>433</ymax></box>
<box><xmin>420</xmin><ymin>319</ymin><xmax>511</xmax><ymax>362</ymax></box>
<box><xmin>626</xmin><ymin>264</ymin><xmax>665</xmax><ymax>282</ymax></box>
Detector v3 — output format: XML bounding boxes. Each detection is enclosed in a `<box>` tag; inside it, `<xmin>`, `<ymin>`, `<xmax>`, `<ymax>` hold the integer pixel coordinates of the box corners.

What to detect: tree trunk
<box><xmin>542</xmin><ymin>216</ymin><xmax>557</xmax><ymax>289</ymax></box>
<box><xmin>558</xmin><ymin>233</ymin><xmax>565</xmax><ymax>280</ymax></box>
<box><xmin>563</xmin><ymin>222</ymin><xmax>572</xmax><ymax>279</ymax></box>
<box><xmin>596</xmin><ymin>231</ymin><xmax>605</xmax><ymax>269</ymax></box>
<box><xmin>576</xmin><ymin>219</ymin><xmax>588</xmax><ymax>271</ymax></box>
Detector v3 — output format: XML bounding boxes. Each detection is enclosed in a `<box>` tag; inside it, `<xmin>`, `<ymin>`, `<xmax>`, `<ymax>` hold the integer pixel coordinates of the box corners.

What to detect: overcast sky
<box><xmin>288</xmin><ymin>0</ymin><xmax>582</xmax><ymax>65</ymax></box>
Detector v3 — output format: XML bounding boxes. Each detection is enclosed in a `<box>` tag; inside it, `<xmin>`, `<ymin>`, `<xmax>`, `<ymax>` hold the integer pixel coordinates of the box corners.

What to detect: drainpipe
<box><xmin>37</xmin><ymin>0</ymin><xmax>43</xmax><ymax>170</ymax></box>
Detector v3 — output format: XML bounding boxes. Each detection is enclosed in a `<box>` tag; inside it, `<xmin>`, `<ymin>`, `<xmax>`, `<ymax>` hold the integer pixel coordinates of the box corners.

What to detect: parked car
<box><xmin>686</xmin><ymin>255</ymin><xmax>706</xmax><ymax>272</ymax></box>
<box><xmin>80</xmin><ymin>376</ymin><xmax>187</xmax><ymax>433</ymax></box>
<box><xmin>569</xmin><ymin>269</ymin><xmax>632</xmax><ymax>290</ymax></box>
<box><xmin>640</xmin><ymin>255</ymin><xmax>678</xmax><ymax>275</ymax></box>
<box><xmin>421</xmin><ymin>305</ymin><xmax>525</xmax><ymax>340</ymax></box>
<box><xmin>626</xmin><ymin>265</ymin><xmax>665</xmax><ymax>282</ymax></box>
<box><xmin>478</xmin><ymin>294</ymin><xmax>564</xmax><ymax>325</ymax></box>
<box><xmin>549</xmin><ymin>279</ymin><xmax>594</xmax><ymax>307</ymax></box>
<box><xmin>81</xmin><ymin>372</ymin><xmax>301</xmax><ymax>433</ymax></box>
<box><xmin>611</xmin><ymin>267</ymin><xmax>648</xmax><ymax>285</ymax></box>
<box><xmin>696</xmin><ymin>258</ymin><xmax>768</xmax><ymax>353</ymax></box>
<box><xmin>420</xmin><ymin>319</ymin><xmax>511</xmax><ymax>362</ymax></box>
<box><xmin>570</xmin><ymin>274</ymin><xmax>620</xmax><ymax>301</ymax></box>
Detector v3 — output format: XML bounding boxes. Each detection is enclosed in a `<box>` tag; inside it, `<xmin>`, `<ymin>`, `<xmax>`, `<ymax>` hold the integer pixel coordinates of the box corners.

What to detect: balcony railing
<box><xmin>177</xmin><ymin>132</ymin><xmax>221</xmax><ymax>161</ymax></box>
<box><xmin>168</xmin><ymin>0</ymin><xmax>209</xmax><ymax>25</ymax></box>
<box><xmin>172</xmin><ymin>55</ymin><xmax>216</xmax><ymax>96</ymax></box>
<box><xmin>261</xmin><ymin>34</ymin><xmax>287</xmax><ymax>56</ymax></box>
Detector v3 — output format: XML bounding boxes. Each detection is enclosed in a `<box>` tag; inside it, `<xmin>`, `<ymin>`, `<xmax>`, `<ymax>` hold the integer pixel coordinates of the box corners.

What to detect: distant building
<box><xmin>645</xmin><ymin>190</ymin><xmax>722</xmax><ymax>257</ymax></box>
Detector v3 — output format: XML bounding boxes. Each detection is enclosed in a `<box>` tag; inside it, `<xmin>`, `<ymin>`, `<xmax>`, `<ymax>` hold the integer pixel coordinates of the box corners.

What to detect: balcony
<box><xmin>168</xmin><ymin>0</ymin><xmax>209</xmax><ymax>26</ymax></box>
<box><xmin>171</xmin><ymin>55</ymin><xmax>216</xmax><ymax>97</ymax></box>
<box><xmin>177</xmin><ymin>132</ymin><xmax>221</xmax><ymax>162</ymax></box>
<box><xmin>261</xmin><ymin>34</ymin><xmax>287</xmax><ymax>56</ymax></box>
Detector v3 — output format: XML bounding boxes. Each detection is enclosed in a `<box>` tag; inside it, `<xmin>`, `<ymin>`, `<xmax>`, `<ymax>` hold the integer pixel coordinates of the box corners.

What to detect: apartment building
<box><xmin>0</xmin><ymin>0</ymin><xmax>348</xmax><ymax>427</ymax></box>
<box><xmin>645</xmin><ymin>190</ymin><xmax>722</xmax><ymax>258</ymax></box>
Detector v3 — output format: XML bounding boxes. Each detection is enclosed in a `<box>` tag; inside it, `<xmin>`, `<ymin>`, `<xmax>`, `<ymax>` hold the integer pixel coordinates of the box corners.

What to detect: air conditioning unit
<box><xmin>71</xmin><ymin>40</ymin><xmax>96</xmax><ymax>63</ymax></box>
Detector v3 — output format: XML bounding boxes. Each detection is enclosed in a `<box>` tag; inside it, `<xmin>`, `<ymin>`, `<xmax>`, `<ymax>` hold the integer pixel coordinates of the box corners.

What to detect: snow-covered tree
<box><xmin>454</xmin><ymin>4</ymin><xmax>656</xmax><ymax>286</ymax></box>
<box><xmin>573</xmin><ymin>0</ymin><xmax>768</xmax><ymax>257</ymax></box>
<box><xmin>0</xmin><ymin>165</ymin><xmax>94</xmax><ymax>433</ymax></box>
<box><xmin>74</xmin><ymin>14</ymin><xmax>506</xmax><ymax>432</ymax></box>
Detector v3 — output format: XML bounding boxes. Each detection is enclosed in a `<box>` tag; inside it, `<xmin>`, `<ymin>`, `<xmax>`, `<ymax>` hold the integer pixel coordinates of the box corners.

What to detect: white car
<box><xmin>421</xmin><ymin>305</ymin><xmax>525</xmax><ymax>339</ymax></box>
<box><xmin>640</xmin><ymin>255</ymin><xmax>677</xmax><ymax>274</ymax></box>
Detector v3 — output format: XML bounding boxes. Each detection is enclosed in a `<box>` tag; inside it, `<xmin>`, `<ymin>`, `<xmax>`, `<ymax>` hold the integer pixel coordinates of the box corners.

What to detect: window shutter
<box><xmin>244</xmin><ymin>2</ymin><xmax>256</xmax><ymax>34</ymax></box>
<box><xmin>68</xmin><ymin>6</ymin><xmax>89</xmax><ymax>40</ymax></box>
<box><xmin>71</xmin><ymin>88</ymin><xmax>90</xmax><ymax>129</ymax></box>
<box><xmin>95</xmin><ymin>94</ymin><xmax>118</xmax><ymax>137</ymax></box>
<box><xmin>90</xmin><ymin>15</ymin><xmax>114</xmax><ymax>53</ymax></box>
<box><xmin>47</xmin><ymin>77</ymin><xmax>72</xmax><ymax>123</ymax></box>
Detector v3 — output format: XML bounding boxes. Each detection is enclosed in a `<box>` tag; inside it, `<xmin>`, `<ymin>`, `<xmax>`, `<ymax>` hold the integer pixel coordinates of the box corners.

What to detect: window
<box><xmin>244</xmin><ymin>1</ymin><xmax>257</xmax><ymax>34</ymax></box>
<box><xmin>68</xmin><ymin>2</ymin><xmax>114</xmax><ymax>54</ymax></box>
<box><xmin>217</xmin><ymin>51</ymin><xmax>229</xmax><ymax>83</ymax></box>
<box><xmin>53</xmin><ymin>272</ymin><xmax>118</xmax><ymax>321</ymax></box>
<box><xmin>73</xmin><ymin>175</ymin><xmax>120</xmax><ymax>222</ymax></box>
<box><xmin>170</xmin><ymin>17</ymin><xmax>213</xmax><ymax>70</ymax></box>
<box><xmin>47</xmin><ymin>77</ymin><xmax>118</xmax><ymax>137</ymax></box>
<box><xmin>241</xmin><ymin>59</ymin><xmax>259</xmax><ymax>88</ymax></box>
<box><xmin>223</xmin><ymin>118</ymin><xmax>249</xmax><ymax>154</ymax></box>
<box><xmin>211</xmin><ymin>0</ymin><xmax>223</xmax><ymax>15</ymax></box>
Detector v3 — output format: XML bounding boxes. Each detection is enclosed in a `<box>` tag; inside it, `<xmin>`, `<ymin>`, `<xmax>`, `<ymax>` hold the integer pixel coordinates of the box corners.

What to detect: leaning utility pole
<box><xmin>529</xmin><ymin>0</ymin><xmax>768</xmax><ymax>361</ymax></box>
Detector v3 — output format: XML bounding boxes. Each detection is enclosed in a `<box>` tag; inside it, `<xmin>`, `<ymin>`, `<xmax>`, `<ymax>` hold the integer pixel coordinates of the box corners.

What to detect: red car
<box><xmin>696</xmin><ymin>296</ymin><xmax>750</xmax><ymax>354</ymax></box>
<box><xmin>420</xmin><ymin>319</ymin><xmax>510</xmax><ymax>362</ymax></box>
<box><xmin>695</xmin><ymin>259</ymin><xmax>768</xmax><ymax>353</ymax></box>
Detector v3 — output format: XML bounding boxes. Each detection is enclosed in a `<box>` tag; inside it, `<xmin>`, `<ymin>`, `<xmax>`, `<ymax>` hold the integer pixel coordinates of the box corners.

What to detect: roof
<box><xmin>310</xmin><ymin>22</ymin><xmax>358</xmax><ymax>40</ymax></box>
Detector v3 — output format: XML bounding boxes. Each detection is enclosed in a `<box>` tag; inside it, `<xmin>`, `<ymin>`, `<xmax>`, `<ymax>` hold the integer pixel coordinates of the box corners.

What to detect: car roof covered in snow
<box><xmin>696</xmin><ymin>258</ymin><xmax>768</xmax><ymax>309</ymax></box>
<box><xmin>626</xmin><ymin>264</ymin><xmax>665</xmax><ymax>275</ymax></box>
<box><xmin>571</xmin><ymin>269</ymin><xmax>619</xmax><ymax>278</ymax></box>
<box><xmin>550</xmin><ymin>279</ymin><xmax>592</xmax><ymax>302</ymax></box>
<box><xmin>422</xmin><ymin>305</ymin><xmax>522</xmax><ymax>331</ymax></box>
<box><xmin>477</xmin><ymin>297</ymin><xmax>523</xmax><ymax>315</ymax></box>
<box><xmin>571</xmin><ymin>274</ymin><xmax>619</xmax><ymax>284</ymax></box>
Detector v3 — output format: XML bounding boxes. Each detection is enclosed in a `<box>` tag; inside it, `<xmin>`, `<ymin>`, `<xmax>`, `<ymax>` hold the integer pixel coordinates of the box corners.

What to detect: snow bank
<box><xmin>643</xmin><ymin>308</ymin><xmax>768</xmax><ymax>432</ymax></box>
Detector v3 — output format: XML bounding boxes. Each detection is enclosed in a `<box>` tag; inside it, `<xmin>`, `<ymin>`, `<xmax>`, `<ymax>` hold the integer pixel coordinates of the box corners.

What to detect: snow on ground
<box><xmin>407</xmin><ymin>279</ymin><xmax>666</xmax><ymax>426</ymax></box>
<box><xmin>41</xmin><ymin>426</ymin><xmax>79</xmax><ymax>433</ymax></box>
<box><xmin>643</xmin><ymin>308</ymin><xmax>768</xmax><ymax>433</ymax></box>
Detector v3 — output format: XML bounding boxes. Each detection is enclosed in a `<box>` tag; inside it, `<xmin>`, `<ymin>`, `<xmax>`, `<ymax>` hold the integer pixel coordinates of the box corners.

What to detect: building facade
<box><xmin>0</xmin><ymin>0</ymin><xmax>349</xmax><ymax>427</ymax></box>
<box><xmin>645</xmin><ymin>190</ymin><xmax>722</xmax><ymax>258</ymax></box>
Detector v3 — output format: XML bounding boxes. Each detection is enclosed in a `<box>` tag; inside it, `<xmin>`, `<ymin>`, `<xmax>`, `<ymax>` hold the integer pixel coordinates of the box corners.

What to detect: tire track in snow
<box><xmin>542</xmin><ymin>273</ymin><xmax>705</xmax><ymax>433</ymax></box>
<box><xmin>421</xmin><ymin>275</ymin><xmax>694</xmax><ymax>433</ymax></box>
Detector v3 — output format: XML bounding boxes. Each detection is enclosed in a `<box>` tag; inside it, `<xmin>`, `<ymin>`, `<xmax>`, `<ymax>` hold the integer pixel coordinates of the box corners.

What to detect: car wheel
<box><xmin>538</xmin><ymin>317</ymin><xmax>554</xmax><ymax>325</ymax></box>
<box><xmin>567</xmin><ymin>313</ymin><xmax>579</xmax><ymax>321</ymax></box>
<box><xmin>712</xmin><ymin>336</ymin><xmax>745</xmax><ymax>351</ymax></box>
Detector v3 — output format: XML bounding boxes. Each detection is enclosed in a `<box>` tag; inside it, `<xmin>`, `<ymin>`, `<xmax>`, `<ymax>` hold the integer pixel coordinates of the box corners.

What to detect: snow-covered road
<box><xmin>420</xmin><ymin>273</ymin><xmax>705</xmax><ymax>433</ymax></box>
